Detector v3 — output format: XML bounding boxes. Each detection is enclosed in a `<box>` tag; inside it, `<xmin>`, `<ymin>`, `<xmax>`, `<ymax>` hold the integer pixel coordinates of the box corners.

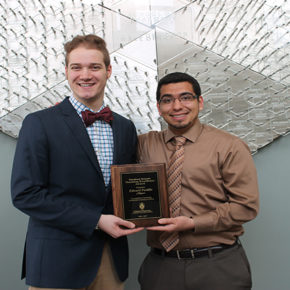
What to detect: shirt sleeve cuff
<box><xmin>193</xmin><ymin>212</ymin><xmax>216</xmax><ymax>233</ymax></box>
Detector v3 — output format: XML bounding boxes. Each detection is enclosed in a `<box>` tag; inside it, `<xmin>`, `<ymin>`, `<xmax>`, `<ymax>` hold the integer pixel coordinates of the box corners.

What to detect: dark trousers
<box><xmin>138</xmin><ymin>243</ymin><xmax>252</xmax><ymax>290</ymax></box>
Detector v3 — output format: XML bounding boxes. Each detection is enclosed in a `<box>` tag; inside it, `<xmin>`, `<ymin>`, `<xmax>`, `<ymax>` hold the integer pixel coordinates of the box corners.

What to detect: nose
<box><xmin>80</xmin><ymin>68</ymin><xmax>91</xmax><ymax>79</ymax></box>
<box><xmin>171</xmin><ymin>98</ymin><xmax>183</xmax><ymax>110</ymax></box>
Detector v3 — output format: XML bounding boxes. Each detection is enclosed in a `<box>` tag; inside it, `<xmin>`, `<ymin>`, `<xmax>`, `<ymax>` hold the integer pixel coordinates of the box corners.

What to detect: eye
<box><xmin>181</xmin><ymin>94</ymin><xmax>194</xmax><ymax>102</ymax></box>
<box><xmin>71</xmin><ymin>65</ymin><xmax>81</xmax><ymax>70</ymax></box>
<box><xmin>91</xmin><ymin>65</ymin><xmax>102</xmax><ymax>71</ymax></box>
<box><xmin>161</xmin><ymin>97</ymin><xmax>173</xmax><ymax>104</ymax></box>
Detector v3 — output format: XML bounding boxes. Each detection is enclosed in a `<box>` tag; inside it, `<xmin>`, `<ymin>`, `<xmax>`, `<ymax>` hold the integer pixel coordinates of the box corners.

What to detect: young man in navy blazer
<box><xmin>11</xmin><ymin>34</ymin><xmax>142</xmax><ymax>290</ymax></box>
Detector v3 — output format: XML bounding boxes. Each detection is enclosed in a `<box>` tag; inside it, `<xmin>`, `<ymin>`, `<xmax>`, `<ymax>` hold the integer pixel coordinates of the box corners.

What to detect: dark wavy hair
<box><xmin>156</xmin><ymin>72</ymin><xmax>201</xmax><ymax>102</ymax></box>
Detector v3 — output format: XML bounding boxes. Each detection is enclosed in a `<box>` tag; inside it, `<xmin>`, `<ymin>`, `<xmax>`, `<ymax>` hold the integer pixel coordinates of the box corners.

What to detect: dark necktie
<box><xmin>81</xmin><ymin>107</ymin><xmax>113</xmax><ymax>127</ymax></box>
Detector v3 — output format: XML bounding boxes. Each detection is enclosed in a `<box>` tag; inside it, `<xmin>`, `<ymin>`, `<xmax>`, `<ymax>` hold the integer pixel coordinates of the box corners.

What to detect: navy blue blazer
<box><xmin>11</xmin><ymin>97</ymin><xmax>138</xmax><ymax>288</ymax></box>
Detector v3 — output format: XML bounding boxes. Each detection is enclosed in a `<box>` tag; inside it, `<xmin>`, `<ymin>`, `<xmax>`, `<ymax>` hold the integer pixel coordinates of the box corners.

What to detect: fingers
<box><xmin>147</xmin><ymin>217</ymin><xmax>194</xmax><ymax>232</ymax></box>
<box><xmin>158</xmin><ymin>218</ymin><xmax>174</xmax><ymax>225</ymax></box>
<box><xmin>146</xmin><ymin>218</ymin><xmax>174</xmax><ymax>231</ymax></box>
<box><xmin>111</xmin><ymin>224</ymin><xmax>143</xmax><ymax>238</ymax></box>
<box><xmin>117</xmin><ymin>218</ymin><xmax>136</xmax><ymax>229</ymax></box>
<box><xmin>116</xmin><ymin>219</ymin><xmax>144</xmax><ymax>236</ymax></box>
<box><xmin>120</xmin><ymin>227</ymin><xmax>144</xmax><ymax>236</ymax></box>
<box><xmin>98</xmin><ymin>214</ymin><xmax>144</xmax><ymax>238</ymax></box>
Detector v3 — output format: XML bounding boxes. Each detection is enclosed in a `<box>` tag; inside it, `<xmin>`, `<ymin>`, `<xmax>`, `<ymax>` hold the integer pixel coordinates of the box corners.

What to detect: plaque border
<box><xmin>111</xmin><ymin>163</ymin><xmax>169</xmax><ymax>227</ymax></box>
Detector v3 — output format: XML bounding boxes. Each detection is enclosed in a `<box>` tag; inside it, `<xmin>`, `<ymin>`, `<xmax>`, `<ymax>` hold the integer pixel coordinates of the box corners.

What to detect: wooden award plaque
<box><xmin>111</xmin><ymin>163</ymin><xmax>169</xmax><ymax>227</ymax></box>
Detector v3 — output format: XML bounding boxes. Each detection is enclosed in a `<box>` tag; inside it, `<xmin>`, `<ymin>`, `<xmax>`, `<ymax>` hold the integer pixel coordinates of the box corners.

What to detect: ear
<box><xmin>106</xmin><ymin>65</ymin><xmax>112</xmax><ymax>79</ymax></box>
<box><xmin>198</xmin><ymin>96</ymin><xmax>204</xmax><ymax>111</ymax></box>
<box><xmin>157</xmin><ymin>102</ymin><xmax>162</xmax><ymax>116</ymax></box>
<box><xmin>65</xmin><ymin>66</ymin><xmax>68</xmax><ymax>80</ymax></box>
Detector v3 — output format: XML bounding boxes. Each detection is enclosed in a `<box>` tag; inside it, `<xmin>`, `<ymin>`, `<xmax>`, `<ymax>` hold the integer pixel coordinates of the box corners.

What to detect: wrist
<box><xmin>95</xmin><ymin>215</ymin><xmax>103</xmax><ymax>230</ymax></box>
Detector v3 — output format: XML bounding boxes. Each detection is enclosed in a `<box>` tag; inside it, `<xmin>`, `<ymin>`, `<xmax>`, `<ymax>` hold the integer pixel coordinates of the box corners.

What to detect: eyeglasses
<box><xmin>159</xmin><ymin>93</ymin><xmax>198</xmax><ymax>106</ymax></box>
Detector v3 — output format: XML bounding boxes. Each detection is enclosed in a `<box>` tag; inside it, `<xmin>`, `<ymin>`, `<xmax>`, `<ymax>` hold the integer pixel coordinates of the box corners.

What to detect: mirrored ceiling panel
<box><xmin>102</xmin><ymin>0</ymin><xmax>191</xmax><ymax>26</ymax></box>
<box><xmin>155</xmin><ymin>29</ymin><xmax>289</xmax><ymax>152</ymax></box>
<box><xmin>0</xmin><ymin>0</ymin><xmax>289</xmax><ymax>154</ymax></box>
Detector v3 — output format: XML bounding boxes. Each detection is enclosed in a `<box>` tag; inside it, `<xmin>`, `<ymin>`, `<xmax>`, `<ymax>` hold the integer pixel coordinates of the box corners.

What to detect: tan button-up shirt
<box><xmin>137</xmin><ymin>120</ymin><xmax>259</xmax><ymax>249</ymax></box>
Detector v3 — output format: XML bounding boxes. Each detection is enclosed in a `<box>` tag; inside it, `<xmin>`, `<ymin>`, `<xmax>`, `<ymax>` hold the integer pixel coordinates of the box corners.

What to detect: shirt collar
<box><xmin>69</xmin><ymin>96</ymin><xmax>105</xmax><ymax>115</ymax></box>
<box><xmin>164</xmin><ymin>119</ymin><xmax>203</xmax><ymax>144</ymax></box>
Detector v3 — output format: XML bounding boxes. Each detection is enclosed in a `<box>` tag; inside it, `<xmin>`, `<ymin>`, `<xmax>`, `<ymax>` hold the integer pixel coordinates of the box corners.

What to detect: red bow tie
<box><xmin>81</xmin><ymin>107</ymin><xmax>113</xmax><ymax>127</ymax></box>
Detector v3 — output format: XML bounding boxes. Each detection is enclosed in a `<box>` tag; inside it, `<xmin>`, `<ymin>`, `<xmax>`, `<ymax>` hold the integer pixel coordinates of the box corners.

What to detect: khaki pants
<box><xmin>29</xmin><ymin>243</ymin><xmax>124</xmax><ymax>290</ymax></box>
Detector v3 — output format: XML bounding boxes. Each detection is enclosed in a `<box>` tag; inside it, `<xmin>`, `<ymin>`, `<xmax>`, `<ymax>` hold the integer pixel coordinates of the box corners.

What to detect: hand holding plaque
<box><xmin>111</xmin><ymin>163</ymin><xmax>170</xmax><ymax>227</ymax></box>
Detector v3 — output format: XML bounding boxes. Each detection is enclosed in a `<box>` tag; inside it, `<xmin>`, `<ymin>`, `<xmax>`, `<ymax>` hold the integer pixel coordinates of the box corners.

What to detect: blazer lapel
<box><xmin>112</xmin><ymin>112</ymin><xmax>121</xmax><ymax>165</ymax></box>
<box><xmin>57</xmin><ymin>98</ymin><xmax>103</xmax><ymax>177</ymax></box>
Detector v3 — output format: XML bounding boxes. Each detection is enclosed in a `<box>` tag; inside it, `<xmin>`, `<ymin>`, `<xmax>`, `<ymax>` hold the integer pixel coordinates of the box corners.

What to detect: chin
<box><xmin>170</xmin><ymin>121</ymin><xmax>193</xmax><ymax>131</ymax></box>
<box><xmin>79</xmin><ymin>95</ymin><xmax>96</xmax><ymax>100</ymax></box>
<box><xmin>172</xmin><ymin>122</ymin><xmax>189</xmax><ymax>128</ymax></box>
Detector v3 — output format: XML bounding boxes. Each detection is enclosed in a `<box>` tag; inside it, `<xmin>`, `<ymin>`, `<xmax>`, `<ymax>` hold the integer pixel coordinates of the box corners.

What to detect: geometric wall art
<box><xmin>0</xmin><ymin>0</ymin><xmax>289</xmax><ymax>153</ymax></box>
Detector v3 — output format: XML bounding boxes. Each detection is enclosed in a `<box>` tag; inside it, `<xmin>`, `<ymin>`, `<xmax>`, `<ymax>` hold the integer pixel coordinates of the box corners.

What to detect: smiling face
<box><xmin>157</xmin><ymin>81</ymin><xmax>204</xmax><ymax>134</ymax></box>
<box><xmin>65</xmin><ymin>45</ymin><xmax>112</xmax><ymax>111</ymax></box>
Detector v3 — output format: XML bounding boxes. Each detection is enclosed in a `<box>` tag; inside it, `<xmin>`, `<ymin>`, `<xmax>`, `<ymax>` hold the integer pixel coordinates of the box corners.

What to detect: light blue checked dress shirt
<box><xmin>69</xmin><ymin>96</ymin><xmax>114</xmax><ymax>186</ymax></box>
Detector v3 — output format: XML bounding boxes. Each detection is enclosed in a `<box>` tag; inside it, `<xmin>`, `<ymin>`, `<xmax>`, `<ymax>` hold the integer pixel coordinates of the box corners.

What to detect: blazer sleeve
<box><xmin>11</xmin><ymin>113</ymin><xmax>101</xmax><ymax>240</ymax></box>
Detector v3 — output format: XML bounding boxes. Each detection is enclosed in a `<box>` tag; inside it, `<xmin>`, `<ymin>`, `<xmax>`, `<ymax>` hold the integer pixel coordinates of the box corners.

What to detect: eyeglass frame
<box><xmin>158</xmin><ymin>92</ymin><xmax>199</xmax><ymax>106</ymax></box>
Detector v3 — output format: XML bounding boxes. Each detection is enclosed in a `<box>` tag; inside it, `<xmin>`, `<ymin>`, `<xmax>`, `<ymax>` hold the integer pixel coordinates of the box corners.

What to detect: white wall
<box><xmin>242</xmin><ymin>134</ymin><xmax>290</xmax><ymax>290</ymax></box>
<box><xmin>0</xmin><ymin>133</ymin><xmax>26</xmax><ymax>290</ymax></box>
<box><xmin>1</xmin><ymin>131</ymin><xmax>290</xmax><ymax>290</ymax></box>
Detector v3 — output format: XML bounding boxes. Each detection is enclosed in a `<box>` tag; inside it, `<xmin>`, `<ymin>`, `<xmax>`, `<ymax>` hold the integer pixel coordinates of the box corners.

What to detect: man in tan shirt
<box><xmin>138</xmin><ymin>72</ymin><xmax>259</xmax><ymax>290</ymax></box>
